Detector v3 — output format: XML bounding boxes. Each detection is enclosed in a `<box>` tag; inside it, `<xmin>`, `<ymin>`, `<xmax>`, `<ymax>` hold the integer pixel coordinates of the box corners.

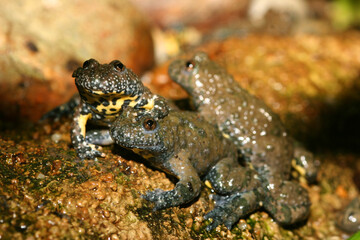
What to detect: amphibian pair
<box><xmin>44</xmin><ymin>54</ymin><xmax>318</xmax><ymax>230</ymax></box>
<box><xmin>43</xmin><ymin>59</ymin><xmax>171</xmax><ymax>159</ymax></box>
<box><xmin>109</xmin><ymin>53</ymin><xmax>317</xmax><ymax>230</ymax></box>
<box><xmin>110</xmin><ymin>106</ymin><xmax>309</xmax><ymax>230</ymax></box>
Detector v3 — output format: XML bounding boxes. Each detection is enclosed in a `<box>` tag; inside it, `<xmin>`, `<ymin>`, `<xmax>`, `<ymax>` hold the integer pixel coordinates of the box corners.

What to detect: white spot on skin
<box><xmin>267</xmin><ymin>183</ymin><xmax>275</xmax><ymax>190</ymax></box>
<box><xmin>259</xmin><ymin>108</ymin><xmax>272</xmax><ymax>122</ymax></box>
<box><xmin>195</xmin><ymin>80</ymin><xmax>203</xmax><ymax>88</ymax></box>
<box><xmin>299</xmin><ymin>156</ymin><xmax>308</xmax><ymax>168</ymax></box>
<box><xmin>349</xmin><ymin>215</ymin><xmax>358</xmax><ymax>223</ymax></box>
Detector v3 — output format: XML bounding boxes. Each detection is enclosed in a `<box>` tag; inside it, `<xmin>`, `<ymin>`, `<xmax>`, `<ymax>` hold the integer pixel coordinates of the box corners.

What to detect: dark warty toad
<box><xmin>110</xmin><ymin>107</ymin><xmax>311</xmax><ymax>230</ymax></box>
<box><xmin>168</xmin><ymin>52</ymin><xmax>319</xmax><ymax>226</ymax></box>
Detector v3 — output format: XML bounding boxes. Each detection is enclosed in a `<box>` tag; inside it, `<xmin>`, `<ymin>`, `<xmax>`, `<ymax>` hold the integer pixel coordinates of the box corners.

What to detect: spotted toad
<box><xmin>110</xmin><ymin>106</ymin><xmax>312</xmax><ymax>230</ymax></box>
<box><xmin>110</xmin><ymin>107</ymin><xmax>265</xmax><ymax>230</ymax></box>
<box><xmin>45</xmin><ymin>59</ymin><xmax>171</xmax><ymax>159</ymax></box>
<box><xmin>169</xmin><ymin>52</ymin><xmax>317</xmax><ymax>225</ymax></box>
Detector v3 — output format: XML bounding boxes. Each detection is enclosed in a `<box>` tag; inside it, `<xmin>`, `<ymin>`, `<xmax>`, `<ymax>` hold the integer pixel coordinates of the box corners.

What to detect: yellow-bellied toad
<box><xmin>44</xmin><ymin>59</ymin><xmax>171</xmax><ymax>159</ymax></box>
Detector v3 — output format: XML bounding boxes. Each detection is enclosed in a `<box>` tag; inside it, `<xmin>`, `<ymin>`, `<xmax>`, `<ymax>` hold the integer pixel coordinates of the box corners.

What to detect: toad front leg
<box><xmin>71</xmin><ymin>103</ymin><xmax>105</xmax><ymax>159</ymax></box>
<box><xmin>142</xmin><ymin>150</ymin><xmax>202</xmax><ymax>210</ymax></box>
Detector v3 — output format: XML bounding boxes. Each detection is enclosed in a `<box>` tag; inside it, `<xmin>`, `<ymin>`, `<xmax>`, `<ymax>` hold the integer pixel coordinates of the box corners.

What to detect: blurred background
<box><xmin>1</xmin><ymin>0</ymin><xmax>359</xmax><ymax>151</ymax></box>
<box><xmin>1</xmin><ymin>0</ymin><xmax>360</xmax><ymax>239</ymax></box>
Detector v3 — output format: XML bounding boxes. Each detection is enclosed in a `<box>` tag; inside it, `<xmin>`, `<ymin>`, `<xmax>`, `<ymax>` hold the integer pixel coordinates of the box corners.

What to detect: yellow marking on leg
<box><xmin>291</xmin><ymin>170</ymin><xmax>299</xmax><ymax>179</ymax></box>
<box><xmin>222</xmin><ymin>133</ymin><xmax>230</xmax><ymax>139</ymax></box>
<box><xmin>292</xmin><ymin>159</ymin><xmax>307</xmax><ymax>184</ymax></box>
<box><xmin>291</xmin><ymin>159</ymin><xmax>306</xmax><ymax>177</ymax></box>
<box><xmin>141</xmin><ymin>97</ymin><xmax>155</xmax><ymax>110</ymax></box>
<box><xmin>79</xmin><ymin>113</ymin><xmax>92</xmax><ymax>137</ymax></box>
<box><xmin>128</xmin><ymin>99</ymin><xmax>138</xmax><ymax>107</ymax></box>
<box><xmin>248</xmin><ymin>163</ymin><xmax>255</xmax><ymax>170</ymax></box>
<box><xmin>205</xmin><ymin>180</ymin><xmax>213</xmax><ymax>189</ymax></box>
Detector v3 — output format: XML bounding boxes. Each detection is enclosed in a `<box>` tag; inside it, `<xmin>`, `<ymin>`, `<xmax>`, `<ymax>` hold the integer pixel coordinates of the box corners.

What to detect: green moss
<box><xmin>115</xmin><ymin>173</ymin><xmax>131</xmax><ymax>185</ymax></box>
<box><xmin>332</xmin><ymin>0</ymin><xmax>360</xmax><ymax>29</ymax></box>
<box><xmin>130</xmin><ymin>205</ymin><xmax>188</xmax><ymax>239</ymax></box>
<box><xmin>348</xmin><ymin>231</ymin><xmax>360</xmax><ymax>240</ymax></box>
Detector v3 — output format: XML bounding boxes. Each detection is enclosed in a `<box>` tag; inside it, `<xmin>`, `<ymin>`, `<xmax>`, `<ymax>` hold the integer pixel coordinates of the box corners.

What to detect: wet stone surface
<box><xmin>0</xmin><ymin>115</ymin><xmax>359</xmax><ymax>239</ymax></box>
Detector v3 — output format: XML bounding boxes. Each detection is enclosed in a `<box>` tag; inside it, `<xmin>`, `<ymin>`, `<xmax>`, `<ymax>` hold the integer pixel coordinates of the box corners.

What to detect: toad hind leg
<box><xmin>204</xmin><ymin>158</ymin><xmax>264</xmax><ymax>230</ymax></box>
<box><xmin>263</xmin><ymin>180</ymin><xmax>310</xmax><ymax>225</ymax></box>
<box><xmin>71</xmin><ymin>103</ymin><xmax>105</xmax><ymax>159</ymax></box>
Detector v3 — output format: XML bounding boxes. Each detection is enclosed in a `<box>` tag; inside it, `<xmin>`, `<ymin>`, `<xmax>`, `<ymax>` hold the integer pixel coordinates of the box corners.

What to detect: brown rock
<box><xmin>129</xmin><ymin>0</ymin><xmax>249</xmax><ymax>30</ymax></box>
<box><xmin>0</xmin><ymin>0</ymin><xmax>154</xmax><ymax>122</ymax></box>
<box><xmin>148</xmin><ymin>33</ymin><xmax>360</xmax><ymax>148</ymax></box>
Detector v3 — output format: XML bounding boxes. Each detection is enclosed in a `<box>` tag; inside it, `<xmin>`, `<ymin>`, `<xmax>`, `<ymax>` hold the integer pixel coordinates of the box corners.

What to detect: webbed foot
<box><xmin>205</xmin><ymin>190</ymin><xmax>263</xmax><ymax>231</ymax></box>
<box><xmin>204</xmin><ymin>198</ymin><xmax>240</xmax><ymax>230</ymax></box>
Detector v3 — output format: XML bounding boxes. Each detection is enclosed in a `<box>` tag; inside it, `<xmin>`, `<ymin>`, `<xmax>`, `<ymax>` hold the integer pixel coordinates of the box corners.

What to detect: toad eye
<box><xmin>113</xmin><ymin>61</ymin><xmax>125</xmax><ymax>72</ymax></box>
<box><xmin>143</xmin><ymin>117</ymin><xmax>157</xmax><ymax>131</ymax></box>
<box><xmin>185</xmin><ymin>60</ymin><xmax>194</xmax><ymax>71</ymax></box>
<box><xmin>83</xmin><ymin>59</ymin><xmax>98</xmax><ymax>69</ymax></box>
